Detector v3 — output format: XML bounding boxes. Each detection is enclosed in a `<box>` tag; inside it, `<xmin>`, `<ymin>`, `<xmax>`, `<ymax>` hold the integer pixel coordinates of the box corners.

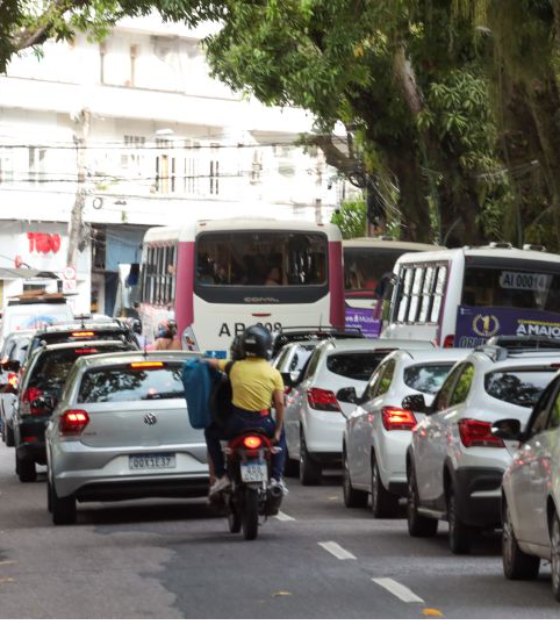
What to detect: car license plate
<box><xmin>129</xmin><ymin>453</ymin><xmax>176</xmax><ymax>470</ymax></box>
<box><xmin>240</xmin><ymin>462</ymin><xmax>267</xmax><ymax>482</ymax></box>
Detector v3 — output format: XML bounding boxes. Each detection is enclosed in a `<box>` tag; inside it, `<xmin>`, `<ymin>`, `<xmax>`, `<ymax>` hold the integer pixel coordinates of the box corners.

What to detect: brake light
<box><xmin>7</xmin><ymin>372</ymin><xmax>18</xmax><ymax>389</ymax></box>
<box><xmin>21</xmin><ymin>387</ymin><xmax>45</xmax><ymax>415</ymax></box>
<box><xmin>307</xmin><ymin>387</ymin><xmax>341</xmax><ymax>412</ymax></box>
<box><xmin>242</xmin><ymin>435</ymin><xmax>263</xmax><ymax>449</ymax></box>
<box><xmin>75</xmin><ymin>348</ymin><xmax>99</xmax><ymax>354</ymax></box>
<box><xmin>382</xmin><ymin>407</ymin><xmax>417</xmax><ymax>431</ymax></box>
<box><xmin>71</xmin><ymin>331</ymin><xmax>95</xmax><ymax>338</ymax></box>
<box><xmin>59</xmin><ymin>409</ymin><xmax>89</xmax><ymax>435</ymax></box>
<box><xmin>130</xmin><ymin>362</ymin><xmax>165</xmax><ymax>369</ymax></box>
<box><xmin>443</xmin><ymin>335</ymin><xmax>455</xmax><ymax>348</ymax></box>
<box><xmin>458</xmin><ymin>418</ymin><xmax>505</xmax><ymax>448</ymax></box>
<box><xmin>284</xmin><ymin>386</ymin><xmax>293</xmax><ymax>395</ymax></box>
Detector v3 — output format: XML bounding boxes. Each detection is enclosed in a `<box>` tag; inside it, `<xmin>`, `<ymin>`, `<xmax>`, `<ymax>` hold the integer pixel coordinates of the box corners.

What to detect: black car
<box><xmin>13</xmin><ymin>339</ymin><xmax>138</xmax><ymax>482</ymax></box>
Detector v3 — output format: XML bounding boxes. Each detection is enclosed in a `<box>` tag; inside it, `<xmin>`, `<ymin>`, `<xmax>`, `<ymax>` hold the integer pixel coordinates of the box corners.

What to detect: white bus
<box><xmin>343</xmin><ymin>237</ymin><xmax>441</xmax><ymax>337</ymax></box>
<box><xmin>380</xmin><ymin>243</ymin><xmax>560</xmax><ymax>347</ymax></box>
<box><xmin>134</xmin><ymin>218</ymin><xmax>345</xmax><ymax>356</ymax></box>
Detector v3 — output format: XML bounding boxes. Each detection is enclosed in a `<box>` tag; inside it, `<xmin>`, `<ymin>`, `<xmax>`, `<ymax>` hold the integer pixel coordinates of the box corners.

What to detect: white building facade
<box><xmin>0</xmin><ymin>16</ymin><xmax>349</xmax><ymax>315</ymax></box>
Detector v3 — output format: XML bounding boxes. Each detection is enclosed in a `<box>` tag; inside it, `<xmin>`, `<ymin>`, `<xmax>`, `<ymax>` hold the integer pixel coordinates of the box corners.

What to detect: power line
<box><xmin>0</xmin><ymin>140</ymin><xmax>315</xmax><ymax>151</ymax></box>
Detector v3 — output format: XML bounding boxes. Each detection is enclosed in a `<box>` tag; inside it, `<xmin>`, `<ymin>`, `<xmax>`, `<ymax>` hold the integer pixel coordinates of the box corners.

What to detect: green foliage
<box><xmin>331</xmin><ymin>200</ymin><xmax>366</xmax><ymax>239</ymax></box>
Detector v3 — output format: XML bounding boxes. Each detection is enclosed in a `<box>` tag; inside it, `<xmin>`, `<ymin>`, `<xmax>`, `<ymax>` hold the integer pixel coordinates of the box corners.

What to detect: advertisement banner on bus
<box><xmin>455</xmin><ymin>305</ymin><xmax>560</xmax><ymax>347</ymax></box>
<box><xmin>345</xmin><ymin>307</ymin><xmax>381</xmax><ymax>339</ymax></box>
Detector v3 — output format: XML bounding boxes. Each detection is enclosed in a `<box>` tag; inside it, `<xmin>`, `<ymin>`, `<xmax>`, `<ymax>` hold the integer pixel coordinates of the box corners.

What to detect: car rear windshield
<box><xmin>77</xmin><ymin>365</ymin><xmax>184</xmax><ymax>403</ymax></box>
<box><xmin>30</xmin><ymin>345</ymin><xmax>129</xmax><ymax>390</ymax></box>
<box><xmin>326</xmin><ymin>351</ymin><xmax>393</xmax><ymax>381</ymax></box>
<box><xmin>403</xmin><ymin>363</ymin><xmax>454</xmax><ymax>395</ymax></box>
<box><xmin>484</xmin><ymin>369</ymin><xmax>556</xmax><ymax>407</ymax></box>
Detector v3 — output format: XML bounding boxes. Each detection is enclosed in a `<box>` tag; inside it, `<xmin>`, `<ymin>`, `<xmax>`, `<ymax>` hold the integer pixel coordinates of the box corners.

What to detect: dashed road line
<box><xmin>318</xmin><ymin>541</ymin><xmax>357</xmax><ymax>560</ymax></box>
<box><xmin>275</xmin><ymin>511</ymin><xmax>296</xmax><ymax>522</ymax></box>
<box><xmin>372</xmin><ymin>578</ymin><xmax>425</xmax><ymax>603</ymax></box>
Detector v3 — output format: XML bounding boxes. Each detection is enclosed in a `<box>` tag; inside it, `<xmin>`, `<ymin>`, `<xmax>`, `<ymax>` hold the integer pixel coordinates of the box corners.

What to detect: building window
<box><xmin>0</xmin><ymin>151</ymin><xmax>14</xmax><ymax>184</ymax></box>
<box><xmin>99</xmin><ymin>41</ymin><xmax>107</xmax><ymax>85</ymax></box>
<box><xmin>250</xmin><ymin>149</ymin><xmax>262</xmax><ymax>185</ymax></box>
<box><xmin>209</xmin><ymin>144</ymin><xmax>219</xmax><ymax>195</ymax></box>
<box><xmin>28</xmin><ymin>147</ymin><xmax>46</xmax><ymax>183</ymax></box>
<box><xmin>130</xmin><ymin>45</ymin><xmax>139</xmax><ymax>87</ymax></box>
<box><xmin>122</xmin><ymin>135</ymin><xmax>145</xmax><ymax>177</ymax></box>
<box><xmin>155</xmin><ymin>139</ymin><xmax>176</xmax><ymax>194</ymax></box>
<box><xmin>142</xmin><ymin>244</ymin><xmax>177</xmax><ymax>306</ymax></box>
<box><xmin>184</xmin><ymin>141</ymin><xmax>199</xmax><ymax>195</ymax></box>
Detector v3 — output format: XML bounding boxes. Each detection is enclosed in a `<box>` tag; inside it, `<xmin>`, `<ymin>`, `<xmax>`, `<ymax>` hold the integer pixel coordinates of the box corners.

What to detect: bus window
<box><xmin>430</xmin><ymin>266</ymin><xmax>448</xmax><ymax>323</ymax></box>
<box><xmin>418</xmin><ymin>266</ymin><xmax>435</xmax><ymax>323</ymax></box>
<box><xmin>396</xmin><ymin>267</ymin><xmax>414</xmax><ymax>323</ymax></box>
<box><xmin>462</xmin><ymin>262</ymin><xmax>560</xmax><ymax>312</ymax></box>
<box><xmin>344</xmin><ymin>248</ymin><xmax>405</xmax><ymax>299</ymax></box>
<box><xmin>407</xmin><ymin>267</ymin><xmax>425</xmax><ymax>323</ymax></box>
<box><xmin>195</xmin><ymin>232</ymin><xmax>327</xmax><ymax>287</ymax></box>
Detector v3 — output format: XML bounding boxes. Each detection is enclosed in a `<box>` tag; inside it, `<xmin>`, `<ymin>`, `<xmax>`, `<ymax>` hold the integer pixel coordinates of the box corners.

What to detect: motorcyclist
<box><xmin>154</xmin><ymin>318</ymin><xmax>181</xmax><ymax>350</ymax></box>
<box><xmin>204</xmin><ymin>325</ymin><xmax>287</xmax><ymax>496</ymax></box>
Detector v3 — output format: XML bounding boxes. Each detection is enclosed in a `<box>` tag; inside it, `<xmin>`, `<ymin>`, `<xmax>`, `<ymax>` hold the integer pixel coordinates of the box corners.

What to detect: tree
<box><xmin>331</xmin><ymin>200</ymin><xmax>366</xmax><ymax>239</ymax></box>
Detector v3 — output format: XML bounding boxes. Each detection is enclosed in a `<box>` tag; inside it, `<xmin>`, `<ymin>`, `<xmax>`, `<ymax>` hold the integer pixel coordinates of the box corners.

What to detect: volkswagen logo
<box><xmin>143</xmin><ymin>413</ymin><xmax>158</xmax><ymax>426</ymax></box>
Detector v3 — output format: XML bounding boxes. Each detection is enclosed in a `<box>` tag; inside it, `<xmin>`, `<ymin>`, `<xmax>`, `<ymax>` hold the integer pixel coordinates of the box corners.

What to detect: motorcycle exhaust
<box><xmin>265</xmin><ymin>485</ymin><xmax>283</xmax><ymax>516</ymax></box>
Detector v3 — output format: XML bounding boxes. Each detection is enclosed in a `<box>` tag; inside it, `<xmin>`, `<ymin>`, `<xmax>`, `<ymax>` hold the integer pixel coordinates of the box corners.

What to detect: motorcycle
<box><xmin>220</xmin><ymin>430</ymin><xmax>283</xmax><ymax>540</ymax></box>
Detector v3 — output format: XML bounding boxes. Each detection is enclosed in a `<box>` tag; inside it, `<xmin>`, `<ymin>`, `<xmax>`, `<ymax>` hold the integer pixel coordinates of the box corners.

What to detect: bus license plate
<box><xmin>240</xmin><ymin>462</ymin><xmax>267</xmax><ymax>482</ymax></box>
<box><xmin>129</xmin><ymin>454</ymin><xmax>176</xmax><ymax>470</ymax></box>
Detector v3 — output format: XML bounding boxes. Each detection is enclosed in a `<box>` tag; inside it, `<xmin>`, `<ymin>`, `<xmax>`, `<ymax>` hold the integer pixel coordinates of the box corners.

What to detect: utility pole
<box><xmin>67</xmin><ymin>108</ymin><xmax>91</xmax><ymax>268</ymax></box>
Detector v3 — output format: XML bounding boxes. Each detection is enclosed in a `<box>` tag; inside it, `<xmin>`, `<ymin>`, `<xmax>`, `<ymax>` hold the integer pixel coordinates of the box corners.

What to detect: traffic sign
<box><xmin>64</xmin><ymin>265</ymin><xmax>76</xmax><ymax>280</ymax></box>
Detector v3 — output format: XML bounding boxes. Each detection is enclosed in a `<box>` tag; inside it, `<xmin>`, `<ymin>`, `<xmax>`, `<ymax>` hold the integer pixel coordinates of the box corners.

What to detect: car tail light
<box><xmin>443</xmin><ymin>335</ymin><xmax>455</xmax><ymax>348</ymax></box>
<box><xmin>59</xmin><ymin>409</ymin><xmax>90</xmax><ymax>436</ymax></box>
<box><xmin>21</xmin><ymin>387</ymin><xmax>45</xmax><ymax>415</ymax></box>
<box><xmin>75</xmin><ymin>348</ymin><xmax>99</xmax><ymax>354</ymax></box>
<box><xmin>242</xmin><ymin>435</ymin><xmax>263</xmax><ymax>449</ymax></box>
<box><xmin>71</xmin><ymin>331</ymin><xmax>95</xmax><ymax>338</ymax></box>
<box><xmin>382</xmin><ymin>407</ymin><xmax>417</xmax><ymax>431</ymax></box>
<box><xmin>307</xmin><ymin>387</ymin><xmax>341</xmax><ymax>412</ymax></box>
<box><xmin>130</xmin><ymin>361</ymin><xmax>165</xmax><ymax>369</ymax></box>
<box><xmin>458</xmin><ymin>418</ymin><xmax>505</xmax><ymax>448</ymax></box>
<box><xmin>7</xmin><ymin>372</ymin><xmax>18</xmax><ymax>389</ymax></box>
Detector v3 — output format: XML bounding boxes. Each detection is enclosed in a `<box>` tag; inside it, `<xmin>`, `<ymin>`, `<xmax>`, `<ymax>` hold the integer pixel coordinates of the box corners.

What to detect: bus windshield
<box><xmin>344</xmin><ymin>248</ymin><xmax>405</xmax><ymax>299</ymax></box>
<box><xmin>462</xmin><ymin>258</ymin><xmax>560</xmax><ymax>312</ymax></box>
<box><xmin>196</xmin><ymin>232</ymin><xmax>327</xmax><ymax>287</ymax></box>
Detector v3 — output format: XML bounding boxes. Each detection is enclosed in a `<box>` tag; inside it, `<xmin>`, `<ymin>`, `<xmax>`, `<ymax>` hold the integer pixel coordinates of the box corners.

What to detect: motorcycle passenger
<box><xmin>154</xmin><ymin>318</ymin><xmax>181</xmax><ymax>350</ymax></box>
<box><xmin>204</xmin><ymin>325</ymin><xmax>287</xmax><ymax>496</ymax></box>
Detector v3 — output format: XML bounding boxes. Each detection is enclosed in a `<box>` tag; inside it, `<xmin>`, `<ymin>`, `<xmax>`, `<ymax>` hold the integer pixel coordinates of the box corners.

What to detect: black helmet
<box><xmin>240</xmin><ymin>325</ymin><xmax>273</xmax><ymax>360</ymax></box>
<box><xmin>230</xmin><ymin>335</ymin><xmax>245</xmax><ymax>361</ymax></box>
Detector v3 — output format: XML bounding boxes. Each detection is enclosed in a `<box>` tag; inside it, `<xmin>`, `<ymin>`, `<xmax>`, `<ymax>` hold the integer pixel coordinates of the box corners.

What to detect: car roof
<box><xmin>73</xmin><ymin>350</ymin><xmax>201</xmax><ymax>370</ymax></box>
<box><xmin>388</xmin><ymin>349</ymin><xmax>472</xmax><ymax>363</ymax></box>
<box><xmin>320</xmin><ymin>338</ymin><xmax>434</xmax><ymax>354</ymax></box>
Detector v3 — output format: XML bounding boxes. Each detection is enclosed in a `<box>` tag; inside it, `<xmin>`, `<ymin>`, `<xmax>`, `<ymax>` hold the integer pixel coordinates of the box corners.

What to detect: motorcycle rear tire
<box><xmin>242</xmin><ymin>488</ymin><xmax>259</xmax><ymax>541</ymax></box>
<box><xmin>228</xmin><ymin>502</ymin><xmax>242</xmax><ymax>533</ymax></box>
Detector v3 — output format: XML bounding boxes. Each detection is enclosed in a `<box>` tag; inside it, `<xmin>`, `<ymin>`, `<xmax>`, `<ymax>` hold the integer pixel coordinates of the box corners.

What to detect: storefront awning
<box><xmin>0</xmin><ymin>268</ymin><xmax>59</xmax><ymax>281</ymax></box>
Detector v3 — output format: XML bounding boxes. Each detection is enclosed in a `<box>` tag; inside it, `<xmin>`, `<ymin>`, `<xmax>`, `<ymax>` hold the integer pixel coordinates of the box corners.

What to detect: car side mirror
<box><xmin>1</xmin><ymin>359</ymin><xmax>20</xmax><ymax>373</ymax></box>
<box><xmin>336</xmin><ymin>387</ymin><xmax>358</xmax><ymax>404</ymax></box>
<box><xmin>402</xmin><ymin>393</ymin><xmax>428</xmax><ymax>413</ymax></box>
<box><xmin>491</xmin><ymin>419</ymin><xmax>523</xmax><ymax>442</ymax></box>
<box><xmin>281</xmin><ymin>372</ymin><xmax>295</xmax><ymax>388</ymax></box>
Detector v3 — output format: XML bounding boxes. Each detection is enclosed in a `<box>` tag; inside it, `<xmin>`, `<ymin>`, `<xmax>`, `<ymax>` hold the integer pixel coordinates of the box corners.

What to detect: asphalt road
<box><xmin>0</xmin><ymin>442</ymin><xmax>559</xmax><ymax>619</ymax></box>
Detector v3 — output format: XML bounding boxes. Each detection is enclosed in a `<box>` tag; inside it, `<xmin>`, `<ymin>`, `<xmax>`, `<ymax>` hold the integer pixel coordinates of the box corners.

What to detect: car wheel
<box><xmin>299</xmin><ymin>432</ymin><xmax>322</xmax><ymax>486</ymax></box>
<box><xmin>407</xmin><ymin>465</ymin><xmax>438</xmax><ymax>537</ymax></box>
<box><xmin>17</xmin><ymin>455</ymin><xmax>36</xmax><ymax>483</ymax></box>
<box><xmin>447</xmin><ymin>485</ymin><xmax>472</xmax><ymax>555</ymax></box>
<box><xmin>50</xmin><ymin>482</ymin><xmax>77</xmax><ymax>525</ymax></box>
<box><xmin>342</xmin><ymin>450</ymin><xmax>368</xmax><ymax>508</ymax></box>
<box><xmin>371</xmin><ymin>454</ymin><xmax>399</xmax><ymax>518</ymax></box>
<box><xmin>551</xmin><ymin>512</ymin><xmax>560</xmax><ymax>600</ymax></box>
<box><xmin>502</xmin><ymin>499</ymin><xmax>539</xmax><ymax>580</ymax></box>
<box><xmin>6</xmin><ymin>423</ymin><xmax>14</xmax><ymax>448</ymax></box>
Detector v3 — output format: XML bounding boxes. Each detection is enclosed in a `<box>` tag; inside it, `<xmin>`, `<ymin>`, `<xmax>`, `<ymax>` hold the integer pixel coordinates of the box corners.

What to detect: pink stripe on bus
<box><xmin>329</xmin><ymin>241</ymin><xmax>345</xmax><ymax>328</ymax></box>
<box><xmin>176</xmin><ymin>241</ymin><xmax>195</xmax><ymax>336</ymax></box>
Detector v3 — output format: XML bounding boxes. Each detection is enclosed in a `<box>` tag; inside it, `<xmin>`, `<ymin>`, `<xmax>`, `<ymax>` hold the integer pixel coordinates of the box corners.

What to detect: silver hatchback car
<box><xmin>46</xmin><ymin>350</ymin><xmax>209</xmax><ymax>524</ymax></box>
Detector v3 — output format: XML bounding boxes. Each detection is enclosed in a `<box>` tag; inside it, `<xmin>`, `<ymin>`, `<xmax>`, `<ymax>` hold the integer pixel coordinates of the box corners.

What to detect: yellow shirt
<box><xmin>218</xmin><ymin>358</ymin><xmax>284</xmax><ymax>412</ymax></box>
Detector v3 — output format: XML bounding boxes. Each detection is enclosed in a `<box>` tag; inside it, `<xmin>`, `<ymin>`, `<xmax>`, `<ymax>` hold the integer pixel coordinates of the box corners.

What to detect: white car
<box><xmin>494</xmin><ymin>371</ymin><xmax>560</xmax><ymax>601</ymax></box>
<box><xmin>272</xmin><ymin>341</ymin><xmax>316</xmax><ymax>384</ymax></box>
<box><xmin>284</xmin><ymin>338</ymin><xmax>433</xmax><ymax>485</ymax></box>
<box><xmin>407</xmin><ymin>344</ymin><xmax>560</xmax><ymax>554</ymax></box>
<box><xmin>342</xmin><ymin>349</ymin><xmax>469</xmax><ymax>516</ymax></box>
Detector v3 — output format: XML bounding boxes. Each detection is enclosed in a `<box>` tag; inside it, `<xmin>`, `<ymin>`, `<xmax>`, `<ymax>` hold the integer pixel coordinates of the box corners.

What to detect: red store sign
<box><xmin>27</xmin><ymin>233</ymin><xmax>61</xmax><ymax>254</ymax></box>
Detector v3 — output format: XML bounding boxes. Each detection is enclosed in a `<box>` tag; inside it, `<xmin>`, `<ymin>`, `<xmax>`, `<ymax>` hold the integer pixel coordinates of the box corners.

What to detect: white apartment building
<box><xmin>0</xmin><ymin>16</ymin><xmax>348</xmax><ymax>315</ymax></box>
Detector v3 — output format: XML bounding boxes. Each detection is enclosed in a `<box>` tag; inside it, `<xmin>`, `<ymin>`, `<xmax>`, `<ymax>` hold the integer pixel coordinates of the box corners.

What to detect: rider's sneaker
<box><xmin>209</xmin><ymin>475</ymin><xmax>231</xmax><ymax>496</ymax></box>
<box><xmin>269</xmin><ymin>478</ymin><xmax>289</xmax><ymax>496</ymax></box>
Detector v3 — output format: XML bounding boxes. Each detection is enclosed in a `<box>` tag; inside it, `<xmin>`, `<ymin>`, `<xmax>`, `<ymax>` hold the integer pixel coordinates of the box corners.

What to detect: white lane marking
<box><xmin>318</xmin><ymin>541</ymin><xmax>357</xmax><ymax>560</ymax></box>
<box><xmin>372</xmin><ymin>578</ymin><xmax>425</xmax><ymax>603</ymax></box>
<box><xmin>275</xmin><ymin>511</ymin><xmax>296</xmax><ymax>522</ymax></box>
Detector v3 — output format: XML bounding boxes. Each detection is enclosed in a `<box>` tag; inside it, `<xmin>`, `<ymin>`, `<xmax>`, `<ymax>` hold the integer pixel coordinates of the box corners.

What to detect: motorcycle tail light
<box><xmin>60</xmin><ymin>409</ymin><xmax>90</xmax><ymax>436</ymax></box>
<box><xmin>382</xmin><ymin>407</ymin><xmax>417</xmax><ymax>431</ymax></box>
<box><xmin>242</xmin><ymin>435</ymin><xmax>263</xmax><ymax>450</ymax></box>
<box><xmin>7</xmin><ymin>372</ymin><xmax>18</xmax><ymax>389</ymax></box>
<box><xmin>458</xmin><ymin>418</ymin><xmax>505</xmax><ymax>448</ymax></box>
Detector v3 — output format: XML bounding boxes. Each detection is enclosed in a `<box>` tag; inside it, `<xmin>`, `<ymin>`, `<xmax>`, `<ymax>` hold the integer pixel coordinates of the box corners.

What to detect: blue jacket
<box><xmin>181</xmin><ymin>359</ymin><xmax>221</xmax><ymax>429</ymax></box>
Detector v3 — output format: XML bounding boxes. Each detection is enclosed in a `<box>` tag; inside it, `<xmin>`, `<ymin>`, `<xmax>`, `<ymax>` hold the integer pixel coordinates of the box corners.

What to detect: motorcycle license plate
<box><xmin>129</xmin><ymin>453</ymin><xmax>176</xmax><ymax>470</ymax></box>
<box><xmin>240</xmin><ymin>462</ymin><xmax>267</xmax><ymax>482</ymax></box>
